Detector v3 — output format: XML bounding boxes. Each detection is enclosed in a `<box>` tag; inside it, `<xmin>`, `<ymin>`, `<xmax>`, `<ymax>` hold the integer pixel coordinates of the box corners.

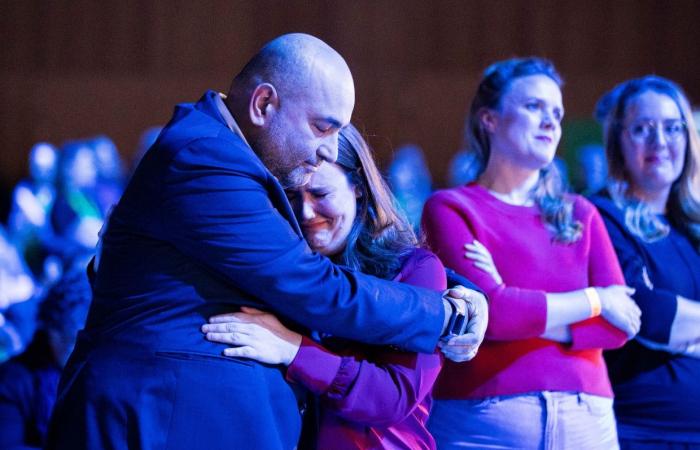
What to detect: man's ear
<box><xmin>479</xmin><ymin>108</ymin><xmax>498</xmax><ymax>134</ymax></box>
<box><xmin>249</xmin><ymin>83</ymin><xmax>279</xmax><ymax>127</ymax></box>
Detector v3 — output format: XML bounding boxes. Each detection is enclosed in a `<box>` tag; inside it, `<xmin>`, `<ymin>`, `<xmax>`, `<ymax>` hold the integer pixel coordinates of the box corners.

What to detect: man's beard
<box><xmin>273</xmin><ymin>166</ymin><xmax>311</xmax><ymax>189</ymax></box>
<box><xmin>253</xmin><ymin>131</ymin><xmax>310</xmax><ymax>189</ymax></box>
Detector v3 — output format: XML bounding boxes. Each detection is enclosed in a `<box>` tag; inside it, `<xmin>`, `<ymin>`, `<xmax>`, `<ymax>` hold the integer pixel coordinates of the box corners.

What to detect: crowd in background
<box><xmin>1</xmin><ymin>62</ymin><xmax>699</xmax><ymax>449</ymax></box>
<box><xmin>0</xmin><ymin>129</ymin><xmax>161</xmax><ymax>447</ymax></box>
<box><xmin>0</xmin><ymin>131</ymin><xmax>165</xmax><ymax>345</ymax></box>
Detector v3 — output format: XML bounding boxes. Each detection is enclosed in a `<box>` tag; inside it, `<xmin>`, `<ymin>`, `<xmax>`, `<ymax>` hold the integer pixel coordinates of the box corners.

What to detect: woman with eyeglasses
<box><xmin>592</xmin><ymin>76</ymin><xmax>700</xmax><ymax>449</ymax></box>
<box><xmin>422</xmin><ymin>57</ymin><xmax>641</xmax><ymax>449</ymax></box>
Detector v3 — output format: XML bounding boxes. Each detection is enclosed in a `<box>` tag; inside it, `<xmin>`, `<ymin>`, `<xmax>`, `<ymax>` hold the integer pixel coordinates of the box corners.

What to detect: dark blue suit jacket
<box><xmin>47</xmin><ymin>91</ymin><xmax>445</xmax><ymax>450</ymax></box>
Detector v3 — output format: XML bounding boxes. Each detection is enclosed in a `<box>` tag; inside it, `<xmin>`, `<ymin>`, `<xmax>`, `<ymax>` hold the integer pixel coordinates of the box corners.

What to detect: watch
<box><xmin>441</xmin><ymin>295</ymin><xmax>468</xmax><ymax>341</ymax></box>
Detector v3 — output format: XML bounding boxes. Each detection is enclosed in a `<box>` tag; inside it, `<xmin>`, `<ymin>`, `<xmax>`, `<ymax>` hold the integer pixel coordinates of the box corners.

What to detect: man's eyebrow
<box><xmin>317</xmin><ymin>117</ymin><xmax>343</xmax><ymax>129</ymax></box>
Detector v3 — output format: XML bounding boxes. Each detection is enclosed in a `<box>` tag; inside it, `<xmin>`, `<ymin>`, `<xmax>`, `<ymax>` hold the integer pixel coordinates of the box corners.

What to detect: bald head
<box><xmin>226</xmin><ymin>34</ymin><xmax>356</xmax><ymax>189</ymax></box>
<box><xmin>229</xmin><ymin>33</ymin><xmax>353</xmax><ymax>103</ymax></box>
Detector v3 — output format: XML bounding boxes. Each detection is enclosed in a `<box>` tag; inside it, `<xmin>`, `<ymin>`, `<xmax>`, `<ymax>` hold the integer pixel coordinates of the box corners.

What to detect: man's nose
<box><xmin>318</xmin><ymin>134</ymin><xmax>339</xmax><ymax>163</ymax></box>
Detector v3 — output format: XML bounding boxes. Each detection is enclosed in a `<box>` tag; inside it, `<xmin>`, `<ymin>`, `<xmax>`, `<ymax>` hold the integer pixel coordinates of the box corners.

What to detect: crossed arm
<box><xmin>421</xmin><ymin>193</ymin><xmax>639</xmax><ymax>350</ymax></box>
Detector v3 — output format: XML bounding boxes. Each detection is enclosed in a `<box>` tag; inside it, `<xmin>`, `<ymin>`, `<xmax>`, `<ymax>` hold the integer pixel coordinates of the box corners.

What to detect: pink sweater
<box><xmin>422</xmin><ymin>184</ymin><xmax>628</xmax><ymax>399</ymax></box>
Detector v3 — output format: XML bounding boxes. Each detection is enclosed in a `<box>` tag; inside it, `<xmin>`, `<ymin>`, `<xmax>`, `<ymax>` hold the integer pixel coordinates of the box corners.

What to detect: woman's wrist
<box><xmin>584</xmin><ymin>287</ymin><xmax>602</xmax><ymax>318</ymax></box>
<box><xmin>282</xmin><ymin>332</ymin><xmax>303</xmax><ymax>366</ymax></box>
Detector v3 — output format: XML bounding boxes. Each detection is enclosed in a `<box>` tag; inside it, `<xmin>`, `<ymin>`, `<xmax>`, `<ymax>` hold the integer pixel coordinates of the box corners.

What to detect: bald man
<box><xmin>47</xmin><ymin>34</ymin><xmax>486</xmax><ymax>450</ymax></box>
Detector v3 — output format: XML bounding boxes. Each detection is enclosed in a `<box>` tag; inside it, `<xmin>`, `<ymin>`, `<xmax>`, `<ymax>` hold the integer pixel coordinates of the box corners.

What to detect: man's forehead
<box><xmin>280</xmin><ymin>49</ymin><xmax>354</xmax><ymax>125</ymax></box>
<box><xmin>298</xmin><ymin>99</ymin><xmax>352</xmax><ymax>130</ymax></box>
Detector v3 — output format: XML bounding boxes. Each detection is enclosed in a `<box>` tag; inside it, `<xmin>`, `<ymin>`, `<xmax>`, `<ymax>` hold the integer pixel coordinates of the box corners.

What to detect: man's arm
<box><xmin>160</xmin><ymin>139</ymin><xmax>447</xmax><ymax>352</ymax></box>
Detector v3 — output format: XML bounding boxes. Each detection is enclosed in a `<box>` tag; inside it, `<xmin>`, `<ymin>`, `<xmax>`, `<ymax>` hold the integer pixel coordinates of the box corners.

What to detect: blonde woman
<box><xmin>593</xmin><ymin>75</ymin><xmax>700</xmax><ymax>449</ymax></box>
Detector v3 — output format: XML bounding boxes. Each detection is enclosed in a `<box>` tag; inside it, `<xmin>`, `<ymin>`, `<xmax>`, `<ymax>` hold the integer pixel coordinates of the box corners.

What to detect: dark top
<box><xmin>0</xmin><ymin>332</ymin><xmax>60</xmax><ymax>450</ymax></box>
<box><xmin>592</xmin><ymin>194</ymin><xmax>700</xmax><ymax>443</ymax></box>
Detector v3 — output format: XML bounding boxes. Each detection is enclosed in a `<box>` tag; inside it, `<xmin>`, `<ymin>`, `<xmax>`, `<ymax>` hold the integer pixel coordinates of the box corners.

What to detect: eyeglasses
<box><xmin>624</xmin><ymin>119</ymin><xmax>687</xmax><ymax>144</ymax></box>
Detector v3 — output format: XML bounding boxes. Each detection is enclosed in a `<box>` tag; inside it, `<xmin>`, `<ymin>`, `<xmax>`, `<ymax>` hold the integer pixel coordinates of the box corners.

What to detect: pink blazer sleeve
<box><xmin>285</xmin><ymin>250</ymin><xmax>446</xmax><ymax>426</ymax></box>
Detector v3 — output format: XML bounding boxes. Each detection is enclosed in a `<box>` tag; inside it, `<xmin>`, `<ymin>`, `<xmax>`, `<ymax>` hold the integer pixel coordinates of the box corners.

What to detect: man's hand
<box><xmin>440</xmin><ymin>286</ymin><xmax>488</xmax><ymax>362</ymax></box>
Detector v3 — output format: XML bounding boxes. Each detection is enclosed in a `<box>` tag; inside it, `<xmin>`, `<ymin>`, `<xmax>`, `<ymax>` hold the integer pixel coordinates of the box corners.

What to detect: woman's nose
<box><xmin>541</xmin><ymin>112</ymin><xmax>555</xmax><ymax>129</ymax></box>
<box><xmin>302</xmin><ymin>198</ymin><xmax>316</xmax><ymax>220</ymax></box>
<box><xmin>650</xmin><ymin>126</ymin><xmax>669</xmax><ymax>147</ymax></box>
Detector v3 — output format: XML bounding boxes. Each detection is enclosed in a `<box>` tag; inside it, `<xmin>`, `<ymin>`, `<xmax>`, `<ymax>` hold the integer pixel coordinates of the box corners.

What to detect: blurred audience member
<box><xmin>89</xmin><ymin>135</ymin><xmax>125</xmax><ymax>214</ymax></box>
<box><xmin>592</xmin><ymin>75</ymin><xmax>700</xmax><ymax>449</ymax></box>
<box><xmin>0</xmin><ymin>225</ymin><xmax>37</xmax><ymax>363</ymax></box>
<box><xmin>573</xmin><ymin>144</ymin><xmax>609</xmax><ymax>194</ymax></box>
<box><xmin>447</xmin><ymin>150</ymin><xmax>481</xmax><ymax>187</ymax></box>
<box><xmin>388</xmin><ymin>143</ymin><xmax>432</xmax><ymax>230</ymax></box>
<box><xmin>50</xmin><ymin>140</ymin><xmax>103</xmax><ymax>257</ymax></box>
<box><xmin>0</xmin><ymin>265</ymin><xmax>91</xmax><ymax>449</ymax></box>
<box><xmin>8</xmin><ymin>143</ymin><xmax>59</xmax><ymax>279</ymax></box>
<box><xmin>423</xmin><ymin>57</ymin><xmax>639</xmax><ymax>450</ymax></box>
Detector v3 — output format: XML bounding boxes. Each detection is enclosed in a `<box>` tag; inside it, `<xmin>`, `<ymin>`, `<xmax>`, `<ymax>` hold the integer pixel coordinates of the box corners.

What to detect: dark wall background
<box><xmin>2</xmin><ymin>0</ymin><xmax>700</xmax><ymax>208</ymax></box>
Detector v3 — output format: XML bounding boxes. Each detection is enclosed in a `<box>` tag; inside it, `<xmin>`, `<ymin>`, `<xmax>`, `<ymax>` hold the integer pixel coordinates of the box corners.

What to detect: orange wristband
<box><xmin>584</xmin><ymin>287</ymin><xmax>602</xmax><ymax>318</ymax></box>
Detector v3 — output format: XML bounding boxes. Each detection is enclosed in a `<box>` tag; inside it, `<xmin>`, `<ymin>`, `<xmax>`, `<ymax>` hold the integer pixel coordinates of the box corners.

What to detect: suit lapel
<box><xmin>194</xmin><ymin>91</ymin><xmax>303</xmax><ymax>239</ymax></box>
<box><xmin>267</xmin><ymin>175</ymin><xmax>303</xmax><ymax>238</ymax></box>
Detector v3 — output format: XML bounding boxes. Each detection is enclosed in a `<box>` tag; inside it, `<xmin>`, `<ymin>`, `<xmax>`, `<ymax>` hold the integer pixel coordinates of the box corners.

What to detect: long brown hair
<box><xmin>333</xmin><ymin>124</ymin><xmax>419</xmax><ymax>279</ymax></box>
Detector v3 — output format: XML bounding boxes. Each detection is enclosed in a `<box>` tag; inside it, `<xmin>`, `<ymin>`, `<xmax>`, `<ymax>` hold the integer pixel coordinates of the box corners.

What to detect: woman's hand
<box><xmin>597</xmin><ymin>285</ymin><xmax>641</xmax><ymax>338</ymax></box>
<box><xmin>202</xmin><ymin>307</ymin><xmax>303</xmax><ymax>366</ymax></box>
<box><xmin>464</xmin><ymin>240</ymin><xmax>503</xmax><ymax>285</ymax></box>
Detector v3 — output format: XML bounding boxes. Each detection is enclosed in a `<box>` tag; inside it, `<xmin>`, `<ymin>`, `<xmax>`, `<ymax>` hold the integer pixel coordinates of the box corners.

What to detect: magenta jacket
<box><xmin>286</xmin><ymin>248</ymin><xmax>447</xmax><ymax>449</ymax></box>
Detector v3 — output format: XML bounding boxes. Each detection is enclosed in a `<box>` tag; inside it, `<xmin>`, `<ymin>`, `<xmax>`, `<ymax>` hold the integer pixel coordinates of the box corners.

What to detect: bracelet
<box><xmin>584</xmin><ymin>287</ymin><xmax>602</xmax><ymax>318</ymax></box>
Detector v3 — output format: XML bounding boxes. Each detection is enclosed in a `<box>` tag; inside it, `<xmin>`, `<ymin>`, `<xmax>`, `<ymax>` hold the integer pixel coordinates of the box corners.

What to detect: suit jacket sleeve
<box><xmin>158</xmin><ymin>138</ymin><xmax>444</xmax><ymax>353</ymax></box>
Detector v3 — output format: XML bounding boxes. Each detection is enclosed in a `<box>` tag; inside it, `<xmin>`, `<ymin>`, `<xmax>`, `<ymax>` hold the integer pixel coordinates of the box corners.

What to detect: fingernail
<box><xmin>201</xmin><ymin>325</ymin><xmax>209</xmax><ymax>332</ymax></box>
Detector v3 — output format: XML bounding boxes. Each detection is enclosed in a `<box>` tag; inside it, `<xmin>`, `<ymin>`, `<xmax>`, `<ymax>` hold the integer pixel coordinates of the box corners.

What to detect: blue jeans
<box><xmin>620</xmin><ymin>440</ymin><xmax>700</xmax><ymax>450</ymax></box>
<box><xmin>428</xmin><ymin>391</ymin><xmax>619</xmax><ymax>449</ymax></box>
